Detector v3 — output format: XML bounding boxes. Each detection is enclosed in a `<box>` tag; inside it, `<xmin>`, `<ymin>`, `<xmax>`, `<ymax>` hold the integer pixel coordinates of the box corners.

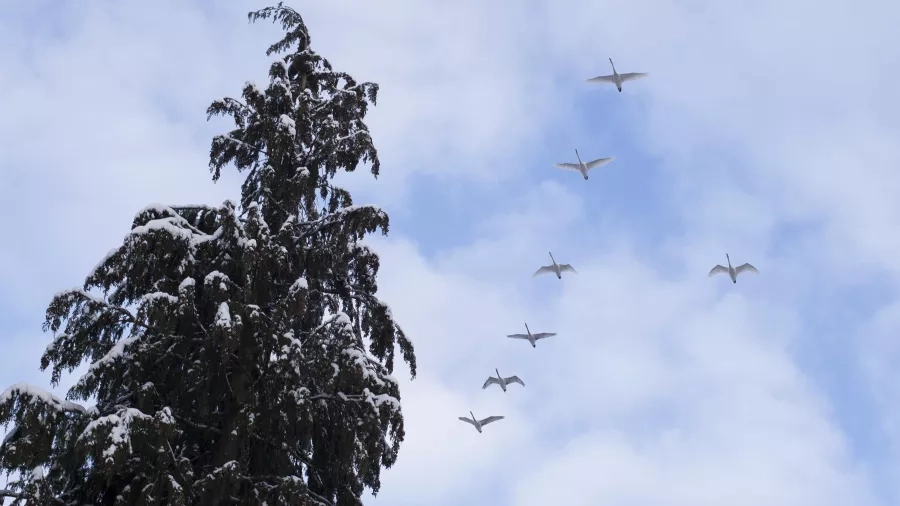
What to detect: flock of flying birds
<box><xmin>457</xmin><ymin>58</ymin><xmax>759</xmax><ymax>434</ymax></box>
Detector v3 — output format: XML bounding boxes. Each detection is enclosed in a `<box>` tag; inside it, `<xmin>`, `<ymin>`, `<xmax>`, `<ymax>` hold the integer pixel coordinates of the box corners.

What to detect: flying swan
<box><xmin>534</xmin><ymin>252</ymin><xmax>577</xmax><ymax>279</ymax></box>
<box><xmin>483</xmin><ymin>369</ymin><xmax>525</xmax><ymax>392</ymax></box>
<box><xmin>507</xmin><ymin>323</ymin><xmax>557</xmax><ymax>348</ymax></box>
<box><xmin>708</xmin><ymin>253</ymin><xmax>758</xmax><ymax>283</ymax></box>
<box><xmin>555</xmin><ymin>149</ymin><xmax>614</xmax><ymax>180</ymax></box>
<box><xmin>459</xmin><ymin>411</ymin><xmax>505</xmax><ymax>433</ymax></box>
<box><xmin>586</xmin><ymin>58</ymin><xmax>648</xmax><ymax>92</ymax></box>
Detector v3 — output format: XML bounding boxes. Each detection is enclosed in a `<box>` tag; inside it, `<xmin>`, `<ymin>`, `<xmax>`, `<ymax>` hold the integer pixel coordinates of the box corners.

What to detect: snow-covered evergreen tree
<box><xmin>0</xmin><ymin>4</ymin><xmax>416</xmax><ymax>505</ymax></box>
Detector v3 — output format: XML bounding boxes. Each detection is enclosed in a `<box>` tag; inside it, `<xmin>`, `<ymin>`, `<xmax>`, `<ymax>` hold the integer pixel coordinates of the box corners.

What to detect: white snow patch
<box><xmin>333</xmin><ymin>204</ymin><xmax>386</xmax><ymax>221</ymax></box>
<box><xmin>85</xmin><ymin>336</ymin><xmax>139</xmax><ymax>378</ymax></box>
<box><xmin>0</xmin><ymin>383</ymin><xmax>87</xmax><ymax>413</ymax></box>
<box><xmin>219</xmin><ymin>134</ymin><xmax>260</xmax><ymax>156</ymax></box>
<box><xmin>79</xmin><ymin>408</ymin><xmax>152</xmax><ymax>461</ymax></box>
<box><xmin>134</xmin><ymin>203</ymin><xmax>177</xmax><ymax>221</ymax></box>
<box><xmin>129</xmin><ymin>217</ymin><xmax>194</xmax><ymax>243</ymax></box>
<box><xmin>89</xmin><ymin>246</ymin><xmax>122</xmax><ymax>278</ymax></box>
<box><xmin>204</xmin><ymin>271</ymin><xmax>231</xmax><ymax>291</ymax></box>
<box><xmin>380</xmin><ymin>301</ymin><xmax>395</xmax><ymax>320</ymax></box>
<box><xmin>291</xmin><ymin>387</ymin><xmax>310</xmax><ymax>403</ymax></box>
<box><xmin>215</xmin><ymin>302</ymin><xmax>232</xmax><ymax>329</ymax></box>
<box><xmin>342</xmin><ymin>348</ymin><xmax>386</xmax><ymax>387</ymax></box>
<box><xmin>363</xmin><ymin>388</ymin><xmax>400</xmax><ymax>411</ymax></box>
<box><xmin>289</xmin><ymin>277</ymin><xmax>308</xmax><ymax>295</ymax></box>
<box><xmin>157</xmin><ymin>406</ymin><xmax>175</xmax><ymax>426</ymax></box>
<box><xmin>335</xmin><ymin>130</ymin><xmax>366</xmax><ymax>142</ymax></box>
<box><xmin>273</xmin><ymin>78</ymin><xmax>292</xmax><ymax>97</ymax></box>
<box><xmin>278</xmin><ymin>114</ymin><xmax>296</xmax><ymax>137</ymax></box>
<box><xmin>54</xmin><ymin>288</ymin><xmax>105</xmax><ymax>306</ymax></box>
<box><xmin>334</xmin><ymin>312</ymin><xmax>354</xmax><ymax>333</ymax></box>
<box><xmin>2</xmin><ymin>425</ymin><xmax>18</xmax><ymax>445</ymax></box>
<box><xmin>142</xmin><ymin>292</ymin><xmax>178</xmax><ymax>305</ymax></box>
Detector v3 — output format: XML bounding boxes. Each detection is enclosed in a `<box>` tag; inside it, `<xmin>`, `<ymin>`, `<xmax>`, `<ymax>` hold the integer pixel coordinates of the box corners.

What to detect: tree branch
<box><xmin>0</xmin><ymin>489</ymin><xmax>23</xmax><ymax>499</ymax></box>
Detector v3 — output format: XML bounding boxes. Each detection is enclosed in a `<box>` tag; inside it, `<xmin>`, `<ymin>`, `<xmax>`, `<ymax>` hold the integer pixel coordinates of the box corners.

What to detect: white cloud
<box><xmin>362</xmin><ymin>373</ymin><xmax>534</xmax><ymax>506</ymax></box>
<box><xmin>366</xmin><ymin>182</ymin><xmax>877</xmax><ymax>505</ymax></box>
<box><xmin>373</xmin><ymin>221</ymin><xmax>882</xmax><ymax>497</ymax></box>
<box><xmin>4</xmin><ymin>0</ymin><xmax>900</xmax><ymax>505</ymax></box>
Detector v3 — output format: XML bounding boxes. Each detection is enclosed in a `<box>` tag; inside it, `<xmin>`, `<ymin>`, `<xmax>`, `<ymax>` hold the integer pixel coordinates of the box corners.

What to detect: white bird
<box><xmin>507</xmin><ymin>323</ymin><xmax>557</xmax><ymax>348</ymax></box>
<box><xmin>586</xmin><ymin>58</ymin><xmax>648</xmax><ymax>92</ymax></box>
<box><xmin>708</xmin><ymin>253</ymin><xmax>758</xmax><ymax>283</ymax></box>
<box><xmin>534</xmin><ymin>252</ymin><xmax>577</xmax><ymax>279</ymax></box>
<box><xmin>458</xmin><ymin>411</ymin><xmax>504</xmax><ymax>433</ymax></box>
<box><xmin>482</xmin><ymin>368</ymin><xmax>525</xmax><ymax>392</ymax></box>
<box><xmin>555</xmin><ymin>149</ymin><xmax>614</xmax><ymax>180</ymax></box>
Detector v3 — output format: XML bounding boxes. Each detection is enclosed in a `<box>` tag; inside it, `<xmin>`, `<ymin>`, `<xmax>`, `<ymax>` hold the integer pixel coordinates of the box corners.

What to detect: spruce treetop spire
<box><xmin>208</xmin><ymin>2</ymin><xmax>381</xmax><ymax>230</ymax></box>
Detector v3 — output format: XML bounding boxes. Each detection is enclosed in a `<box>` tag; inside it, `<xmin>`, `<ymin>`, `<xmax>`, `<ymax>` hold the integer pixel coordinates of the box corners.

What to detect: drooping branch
<box><xmin>0</xmin><ymin>489</ymin><xmax>23</xmax><ymax>499</ymax></box>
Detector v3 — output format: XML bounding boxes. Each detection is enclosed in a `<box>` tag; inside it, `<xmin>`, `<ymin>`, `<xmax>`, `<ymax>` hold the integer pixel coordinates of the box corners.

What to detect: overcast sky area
<box><xmin>3</xmin><ymin>0</ymin><xmax>900</xmax><ymax>505</ymax></box>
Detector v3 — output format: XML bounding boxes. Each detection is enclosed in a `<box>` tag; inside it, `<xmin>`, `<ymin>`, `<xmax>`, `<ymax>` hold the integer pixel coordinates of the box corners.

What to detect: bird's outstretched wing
<box><xmin>735</xmin><ymin>263</ymin><xmax>758</xmax><ymax>275</ymax></box>
<box><xmin>533</xmin><ymin>332</ymin><xmax>556</xmax><ymax>340</ymax></box>
<box><xmin>559</xmin><ymin>264</ymin><xmax>578</xmax><ymax>274</ymax></box>
<box><xmin>505</xmin><ymin>375</ymin><xmax>525</xmax><ymax>387</ymax></box>
<box><xmin>618</xmin><ymin>72</ymin><xmax>648</xmax><ymax>82</ymax></box>
<box><xmin>533</xmin><ymin>265</ymin><xmax>555</xmax><ymax>277</ymax></box>
<box><xmin>479</xmin><ymin>416</ymin><xmax>504</xmax><ymax>426</ymax></box>
<box><xmin>585</xmin><ymin>74</ymin><xmax>616</xmax><ymax>83</ymax></box>
<box><xmin>458</xmin><ymin>417</ymin><xmax>476</xmax><ymax>427</ymax></box>
<box><xmin>708</xmin><ymin>265</ymin><xmax>728</xmax><ymax>277</ymax></box>
<box><xmin>585</xmin><ymin>157</ymin><xmax>614</xmax><ymax>170</ymax></box>
<box><xmin>482</xmin><ymin>377</ymin><xmax>501</xmax><ymax>389</ymax></box>
<box><xmin>506</xmin><ymin>334</ymin><xmax>530</xmax><ymax>340</ymax></box>
<box><xmin>555</xmin><ymin>163</ymin><xmax>582</xmax><ymax>172</ymax></box>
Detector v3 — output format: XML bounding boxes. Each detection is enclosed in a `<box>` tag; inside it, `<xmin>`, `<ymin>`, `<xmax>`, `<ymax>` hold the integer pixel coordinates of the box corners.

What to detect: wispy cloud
<box><xmin>2</xmin><ymin>0</ymin><xmax>900</xmax><ymax>505</ymax></box>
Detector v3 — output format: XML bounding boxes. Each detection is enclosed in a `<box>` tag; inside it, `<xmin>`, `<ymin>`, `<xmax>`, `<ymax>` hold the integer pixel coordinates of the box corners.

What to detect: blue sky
<box><xmin>3</xmin><ymin>0</ymin><xmax>900</xmax><ymax>505</ymax></box>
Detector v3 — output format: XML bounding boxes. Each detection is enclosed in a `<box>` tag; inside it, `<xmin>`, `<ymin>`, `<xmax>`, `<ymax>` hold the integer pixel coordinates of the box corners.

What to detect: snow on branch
<box><xmin>215</xmin><ymin>302</ymin><xmax>233</xmax><ymax>329</ymax></box>
<box><xmin>288</xmin><ymin>277</ymin><xmax>308</xmax><ymax>295</ymax></box>
<box><xmin>133</xmin><ymin>203</ymin><xmax>180</xmax><ymax>223</ymax></box>
<box><xmin>0</xmin><ymin>488</ymin><xmax>23</xmax><ymax>499</ymax></box>
<box><xmin>52</xmin><ymin>287</ymin><xmax>105</xmax><ymax>307</ymax></box>
<box><xmin>309</xmin><ymin>390</ymin><xmax>400</xmax><ymax>415</ymax></box>
<box><xmin>78</xmin><ymin>407</ymin><xmax>153</xmax><ymax>464</ymax></box>
<box><xmin>212</xmin><ymin>133</ymin><xmax>267</xmax><ymax>156</ymax></box>
<box><xmin>281</xmin><ymin>204</ymin><xmax>388</xmax><ymax>238</ymax></box>
<box><xmin>129</xmin><ymin>217</ymin><xmax>197</xmax><ymax>244</ymax></box>
<box><xmin>341</xmin><ymin>347</ymin><xmax>396</xmax><ymax>388</ymax></box>
<box><xmin>77</xmin><ymin>335</ymin><xmax>141</xmax><ymax>387</ymax></box>
<box><xmin>141</xmin><ymin>291</ymin><xmax>179</xmax><ymax>305</ymax></box>
<box><xmin>204</xmin><ymin>271</ymin><xmax>234</xmax><ymax>292</ymax></box>
<box><xmin>44</xmin><ymin>288</ymin><xmax>141</xmax><ymax>339</ymax></box>
<box><xmin>359</xmin><ymin>388</ymin><xmax>400</xmax><ymax>412</ymax></box>
<box><xmin>278</xmin><ymin>114</ymin><xmax>296</xmax><ymax>137</ymax></box>
<box><xmin>0</xmin><ymin>383</ymin><xmax>87</xmax><ymax>414</ymax></box>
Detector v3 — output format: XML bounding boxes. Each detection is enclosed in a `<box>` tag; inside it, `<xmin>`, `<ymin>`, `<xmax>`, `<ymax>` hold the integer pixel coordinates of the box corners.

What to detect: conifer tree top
<box><xmin>208</xmin><ymin>2</ymin><xmax>384</xmax><ymax>234</ymax></box>
<box><xmin>0</xmin><ymin>4</ymin><xmax>415</xmax><ymax>505</ymax></box>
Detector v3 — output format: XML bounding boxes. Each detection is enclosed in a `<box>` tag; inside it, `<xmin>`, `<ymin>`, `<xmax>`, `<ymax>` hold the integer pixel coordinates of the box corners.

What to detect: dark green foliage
<box><xmin>0</xmin><ymin>3</ymin><xmax>415</xmax><ymax>505</ymax></box>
